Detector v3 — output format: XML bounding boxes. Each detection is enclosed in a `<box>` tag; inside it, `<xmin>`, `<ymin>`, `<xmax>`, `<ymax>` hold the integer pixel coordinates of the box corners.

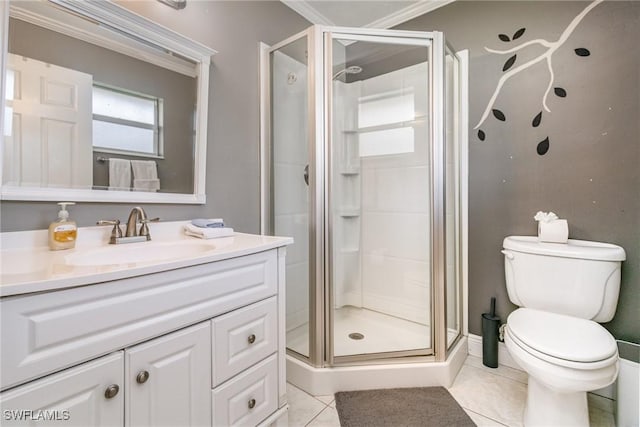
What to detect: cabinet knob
<box><xmin>104</xmin><ymin>384</ymin><xmax>120</xmax><ymax>399</ymax></box>
<box><xmin>247</xmin><ymin>334</ymin><xmax>256</xmax><ymax>344</ymax></box>
<box><xmin>248</xmin><ymin>398</ymin><xmax>256</xmax><ymax>409</ymax></box>
<box><xmin>136</xmin><ymin>370</ymin><xmax>150</xmax><ymax>384</ymax></box>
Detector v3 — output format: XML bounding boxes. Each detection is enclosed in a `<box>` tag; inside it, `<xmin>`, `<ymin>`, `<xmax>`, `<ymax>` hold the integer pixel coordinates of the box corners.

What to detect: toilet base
<box><xmin>524</xmin><ymin>376</ymin><xmax>589</xmax><ymax>427</ymax></box>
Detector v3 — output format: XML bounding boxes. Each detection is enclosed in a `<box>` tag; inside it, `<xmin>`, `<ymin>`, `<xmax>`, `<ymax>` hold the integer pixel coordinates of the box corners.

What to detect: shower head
<box><xmin>332</xmin><ymin>65</ymin><xmax>363</xmax><ymax>80</ymax></box>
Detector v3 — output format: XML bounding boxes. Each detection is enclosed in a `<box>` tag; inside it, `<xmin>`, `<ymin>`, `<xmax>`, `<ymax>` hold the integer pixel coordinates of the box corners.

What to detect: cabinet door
<box><xmin>0</xmin><ymin>352</ymin><xmax>124</xmax><ymax>427</ymax></box>
<box><xmin>125</xmin><ymin>322</ymin><xmax>211</xmax><ymax>427</ymax></box>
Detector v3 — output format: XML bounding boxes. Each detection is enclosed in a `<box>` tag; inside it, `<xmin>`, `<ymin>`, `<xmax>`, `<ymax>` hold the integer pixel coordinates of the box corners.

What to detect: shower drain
<box><xmin>348</xmin><ymin>332</ymin><xmax>364</xmax><ymax>340</ymax></box>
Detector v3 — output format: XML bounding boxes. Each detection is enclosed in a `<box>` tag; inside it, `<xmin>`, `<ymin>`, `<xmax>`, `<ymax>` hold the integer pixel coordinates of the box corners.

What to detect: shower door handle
<box><xmin>303</xmin><ymin>164</ymin><xmax>309</xmax><ymax>186</ymax></box>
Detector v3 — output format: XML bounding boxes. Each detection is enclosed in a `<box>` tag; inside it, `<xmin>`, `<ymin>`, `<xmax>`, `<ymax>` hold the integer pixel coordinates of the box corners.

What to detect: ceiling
<box><xmin>281</xmin><ymin>0</ymin><xmax>455</xmax><ymax>28</ymax></box>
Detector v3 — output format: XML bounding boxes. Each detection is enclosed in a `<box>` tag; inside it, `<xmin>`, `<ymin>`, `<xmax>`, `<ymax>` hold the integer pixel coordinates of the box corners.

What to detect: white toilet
<box><xmin>501</xmin><ymin>236</ymin><xmax>626</xmax><ymax>426</ymax></box>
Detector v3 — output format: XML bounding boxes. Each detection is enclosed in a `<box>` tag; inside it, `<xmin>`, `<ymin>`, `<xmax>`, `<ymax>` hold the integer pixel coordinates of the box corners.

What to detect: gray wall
<box><xmin>2</xmin><ymin>1</ymin><xmax>637</xmax><ymax>345</ymax></box>
<box><xmin>398</xmin><ymin>1</ymin><xmax>640</xmax><ymax>344</ymax></box>
<box><xmin>0</xmin><ymin>1</ymin><xmax>310</xmax><ymax>231</ymax></box>
<box><xmin>8</xmin><ymin>18</ymin><xmax>197</xmax><ymax>194</ymax></box>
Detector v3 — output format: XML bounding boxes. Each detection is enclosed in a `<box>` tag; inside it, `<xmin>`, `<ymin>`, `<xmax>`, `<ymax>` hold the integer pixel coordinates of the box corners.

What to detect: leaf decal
<box><xmin>512</xmin><ymin>28</ymin><xmax>526</xmax><ymax>40</ymax></box>
<box><xmin>503</xmin><ymin>54</ymin><xmax>517</xmax><ymax>71</ymax></box>
<box><xmin>532</xmin><ymin>111</ymin><xmax>542</xmax><ymax>127</ymax></box>
<box><xmin>478</xmin><ymin>130</ymin><xmax>486</xmax><ymax>141</ymax></box>
<box><xmin>537</xmin><ymin>137</ymin><xmax>550</xmax><ymax>155</ymax></box>
<box><xmin>575</xmin><ymin>48</ymin><xmax>591</xmax><ymax>57</ymax></box>
<box><xmin>492</xmin><ymin>109</ymin><xmax>506</xmax><ymax>121</ymax></box>
<box><xmin>498</xmin><ymin>34</ymin><xmax>510</xmax><ymax>42</ymax></box>
<box><xmin>554</xmin><ymin>87</ymin><xmax>567</xmax><ymax>97</ymax></box>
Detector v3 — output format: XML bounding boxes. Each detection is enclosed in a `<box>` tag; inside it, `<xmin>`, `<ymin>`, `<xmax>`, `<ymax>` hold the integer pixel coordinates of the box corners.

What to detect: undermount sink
<box><xmin>65</xmin><ymin>240</ymin><xmax>215</xmax><ymax>266</ymax></box>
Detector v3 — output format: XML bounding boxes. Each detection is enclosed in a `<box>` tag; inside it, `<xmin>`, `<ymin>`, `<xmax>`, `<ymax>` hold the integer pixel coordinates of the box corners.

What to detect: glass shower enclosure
<box><xmin>262</xmin><ymin>26</ymin><xmax>464</xmax><ymax>367</ymax></box>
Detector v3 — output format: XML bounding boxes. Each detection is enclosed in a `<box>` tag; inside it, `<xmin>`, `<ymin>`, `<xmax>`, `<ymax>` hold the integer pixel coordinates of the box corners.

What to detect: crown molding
<box><xmin>365</xmin><ymin>0</ymin><xmax>456</xmax><ymax>29</ymax></box>
<box><xmin>281</xmin><ymin>0</ymin><xmax>333</xmax><ymax>26</ymax></box>
<box><xmin>282</xmin><ymin>0</ymin><xmax>455</xmax><ymax>29</ymax></box>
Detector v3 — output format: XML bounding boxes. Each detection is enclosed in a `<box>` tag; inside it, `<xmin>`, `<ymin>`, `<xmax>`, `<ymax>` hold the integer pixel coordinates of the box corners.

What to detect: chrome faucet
<box><xmin>98</xmin><ymin>207</ymin><xmax>159</xmax><ymax>244</ymax></box>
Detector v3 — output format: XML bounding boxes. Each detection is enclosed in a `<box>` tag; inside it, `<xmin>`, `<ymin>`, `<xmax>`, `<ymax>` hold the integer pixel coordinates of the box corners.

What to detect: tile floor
<box><xmin>286</xmin><ymin>354</ymin><xmax>616</xmax><ymax>427</ymax></box>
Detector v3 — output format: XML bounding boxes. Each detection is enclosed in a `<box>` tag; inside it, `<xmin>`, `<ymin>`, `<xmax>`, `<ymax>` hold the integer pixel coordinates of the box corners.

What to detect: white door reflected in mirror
<box><xmin>4</xmin><ymin>54</ymin><xmax>92</xmax><ymax>189</ymax></box>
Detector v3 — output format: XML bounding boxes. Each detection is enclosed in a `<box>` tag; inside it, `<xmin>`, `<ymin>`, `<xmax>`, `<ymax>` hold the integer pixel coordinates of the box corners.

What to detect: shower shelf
<box><xmin>342</xmin><ymin>116</ymin><xmax>427</xmax><ymax>134</ymax></box>
<box><xmin>338</xmin><ymin>209</ymin><xmax>360</xmax><ymax>218</ymax></box>
<box><xmin>340</xmin><ymin>167</ymin><xmax>360</xmax><ymax>175</ymax></box>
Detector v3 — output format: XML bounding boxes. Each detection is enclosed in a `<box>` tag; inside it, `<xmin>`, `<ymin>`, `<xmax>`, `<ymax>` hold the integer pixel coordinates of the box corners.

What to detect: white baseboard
<box><xmin>467</xmin><ymin>333</ymin><xmax>616</xmax><ymax>405</ymax></box>
<box><xmin>467</xmin><ymin>333</ymin><xmax>520</xmax><ymax>370</ymax></box>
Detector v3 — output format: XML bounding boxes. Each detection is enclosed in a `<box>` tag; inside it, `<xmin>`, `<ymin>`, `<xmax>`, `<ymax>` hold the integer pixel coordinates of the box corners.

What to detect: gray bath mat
<box><xmin>334</xmin><ymin>387</ymin><xmax>476</xmax><ymax>427</ymax></box>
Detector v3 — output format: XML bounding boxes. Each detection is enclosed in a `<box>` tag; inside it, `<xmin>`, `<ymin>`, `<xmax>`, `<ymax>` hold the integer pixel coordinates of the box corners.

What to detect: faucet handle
<box><xmin>97</xmin><ymin>219</ymin><xmax>123</xmax><ymax>242</ymax></box>
<box><xmin>139</xmin><ymin>217</ymin><xmax>159</xmax><ymax>239</ymax></box>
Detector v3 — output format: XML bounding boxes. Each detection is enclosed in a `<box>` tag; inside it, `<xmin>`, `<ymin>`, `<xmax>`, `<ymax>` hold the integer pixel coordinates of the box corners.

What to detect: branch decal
<box><xmin>475</xmin><ymin>0</ymin><xmax>602</xmax><ymax>156</ymax></box>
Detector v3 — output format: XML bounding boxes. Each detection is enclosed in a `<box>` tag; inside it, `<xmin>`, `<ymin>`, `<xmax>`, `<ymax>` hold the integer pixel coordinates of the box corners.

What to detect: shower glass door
<box><xmin>326</xmin><ymin>31</ymin><xmax>434</xmax><ymax>361</ymax></box>
<box><xmin>269</xmin><ymin>34</ymin><xmax>312</xmax><ymax>359</ymax></box>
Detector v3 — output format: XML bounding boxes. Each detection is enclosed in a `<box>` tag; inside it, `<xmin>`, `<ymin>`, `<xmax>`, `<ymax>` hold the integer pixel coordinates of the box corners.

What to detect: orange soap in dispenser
<box><xmin>48</xmin><ymin>202</ymin><xmax>78</xmax><ymax>250</ymax></box>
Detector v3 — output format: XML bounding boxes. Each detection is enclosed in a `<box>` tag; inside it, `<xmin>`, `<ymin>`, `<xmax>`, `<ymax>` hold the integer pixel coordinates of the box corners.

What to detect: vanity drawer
<box><xmin>212</xmin><ymin>354</ymin><xmax>278</xmax><ymax>427</ymax></box>
<box><xmin>0</xmin><ymin>249</ymin><xmax>277</xmax><ymax>391</ymax></box>
<box><xmin>212</xmin><ymin>296</ymin><xmax>277</xmax><ymax>386</ymax></box>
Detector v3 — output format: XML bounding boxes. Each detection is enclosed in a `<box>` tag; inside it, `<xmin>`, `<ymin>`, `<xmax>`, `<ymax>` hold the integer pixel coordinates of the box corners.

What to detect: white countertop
<box><xmin>0</xmin><ymin>221</ymin><xmax>292</xmax><ymax>297</ymax></box>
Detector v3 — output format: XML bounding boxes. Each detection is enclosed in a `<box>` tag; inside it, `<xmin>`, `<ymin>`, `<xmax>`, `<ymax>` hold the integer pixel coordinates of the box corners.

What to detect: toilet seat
<box><xmin>507</xmin><ymin>308</ymin><xmax>618</xmax><ymax>369</ymax></box>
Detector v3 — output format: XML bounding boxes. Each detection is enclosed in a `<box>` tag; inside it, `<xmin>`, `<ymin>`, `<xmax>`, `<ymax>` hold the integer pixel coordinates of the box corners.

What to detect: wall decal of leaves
<box><xmin>513</xmin><ymin>28</ymin><xmax>526</xmax><ymax>40</ymax></box>
<box><xmin>492</xmin><ymin>109</ymin><xmax>506</xmax><ymax>121</ymax></box>
<box><xmin>554</xmin><ymin>87</ymin><xmax>567</xmax><ymax>97</ymax></box>
<box><xmin>478</xmin><ymin>130</ymin><xmax>486</xmax><ymax>141</ymax></box>
<box><xmin>532</xmin><ymin>112</ymin><xmax>543</xmax><ymax>127</ymax></box>
<box><xmin>537</xmin><ymin>137</ymin><xmax>550</xmax><ymax>155</ymax></box>
<box><xmin>575</xmin><ymin>48</ymin><xmax>591</xmax><ymax>56</ymax></box>
<box><xmin>503</xmin><ymin>55</ymin><xmax>517</xmax><ymax>71</ymax></box>
<box><xmin>474</xmin><ymin>0</ymin><xmax>602</xmax><ymax>131</ymax></box>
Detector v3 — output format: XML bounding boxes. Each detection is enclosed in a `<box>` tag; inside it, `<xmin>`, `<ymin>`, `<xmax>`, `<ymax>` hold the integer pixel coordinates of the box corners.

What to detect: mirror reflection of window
<box><xmin>92</xmin><ymin>84</ymin><xmax>164</xmax><ymax>157</ymax></box>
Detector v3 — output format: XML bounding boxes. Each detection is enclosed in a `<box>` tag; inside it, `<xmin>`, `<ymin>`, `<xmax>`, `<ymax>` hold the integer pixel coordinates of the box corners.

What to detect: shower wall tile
<box><xmin>274</xmin><ymin>163</ymin><xmax>309</xmax><ymax>215</ymax></box>
<box><xmin>361</xmin><ymin>212</ymin><xmax>429</xmax><ymax>262</ymax></box>
<box><xmin>362</xmin><ymin>254</ymin><xmax>430</xmax><ymax>324</ymax></box>
<box><xmin>275</xmin><ymin>213</ymin><xmax>309</xmax><ymax>266</ymax></box>
<box><xmin>361</xmin><ymin>166</ymin><xmax>430</xmax><ymax>214</ymax></box>
<box><xmin>272</xmin><ymin>50</ymin><xmax>308</xmax><ymax>167</ymax></box>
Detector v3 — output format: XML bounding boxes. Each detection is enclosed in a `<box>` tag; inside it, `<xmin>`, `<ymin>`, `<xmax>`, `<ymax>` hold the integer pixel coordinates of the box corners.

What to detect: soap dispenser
<box><xmin>48</xmin><ymin>202</ymin><xmax>77</xmax><ymax>250</ymax></box>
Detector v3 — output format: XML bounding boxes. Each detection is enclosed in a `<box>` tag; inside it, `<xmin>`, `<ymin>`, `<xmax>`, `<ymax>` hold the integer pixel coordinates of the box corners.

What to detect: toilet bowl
<box><xmin>502</xmin><ymin>236</ymin><xmax>625</xmax><ymax>427</ymax></box>
<box><xmin>504</xmin><ymin>308</ymin><xmax>618</xmax><ymax>426</ymax></box>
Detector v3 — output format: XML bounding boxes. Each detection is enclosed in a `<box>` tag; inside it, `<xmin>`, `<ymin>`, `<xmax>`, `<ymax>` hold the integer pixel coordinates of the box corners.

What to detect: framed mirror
<box><xmin>0</xmin><ymin>0</ymin><xmax>216</xmax><ymax>203</ymax></box>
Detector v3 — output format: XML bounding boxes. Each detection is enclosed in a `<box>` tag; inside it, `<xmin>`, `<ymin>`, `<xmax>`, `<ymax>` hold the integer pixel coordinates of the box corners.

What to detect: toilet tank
<box><xmin>502</xmin><ymin>236</ymin><xmax>626</xmax><ymax>322</ymax></box>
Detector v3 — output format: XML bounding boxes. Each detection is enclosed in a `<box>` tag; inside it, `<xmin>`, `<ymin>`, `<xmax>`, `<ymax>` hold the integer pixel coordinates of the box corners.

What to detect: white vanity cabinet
<box><xmin>0</xmin><ymin>240</ymin><xmax>290</xmax><ymax>427</ymax></box>
<box><xmin>0</xmin><ymin>352</ymin><xmax>124</xmax><ymax>427</ymax></box>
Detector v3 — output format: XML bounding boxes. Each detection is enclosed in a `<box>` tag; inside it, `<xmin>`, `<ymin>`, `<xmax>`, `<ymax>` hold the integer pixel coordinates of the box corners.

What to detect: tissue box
<box><xmin>538</xmin><ymin>219</ymin><xmax>569</xmax><ymax>243</ymax></box>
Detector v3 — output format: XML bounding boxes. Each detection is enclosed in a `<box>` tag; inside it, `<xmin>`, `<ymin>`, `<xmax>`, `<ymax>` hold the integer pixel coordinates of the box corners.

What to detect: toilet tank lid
<box><xmin>503</xmin><ymin>236</ymin><xmax>626</xmax><ymax>261</ymax></box>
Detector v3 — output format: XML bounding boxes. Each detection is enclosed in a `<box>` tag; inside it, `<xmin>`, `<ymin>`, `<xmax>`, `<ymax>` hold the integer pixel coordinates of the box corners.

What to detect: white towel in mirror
<box><xmin>133</xmin><ymin>178</ymin><xmax>160</xmax><ymax>192</ymax></box>
<box><xmin>108</xmin><ymin>158</ymin><xmax>131</xmax><ymax>191</ymax></box>
<box><xmin>131</xmin><ymin>160</ymin><xmax>160</xmax><ymax>192</ymax></box>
